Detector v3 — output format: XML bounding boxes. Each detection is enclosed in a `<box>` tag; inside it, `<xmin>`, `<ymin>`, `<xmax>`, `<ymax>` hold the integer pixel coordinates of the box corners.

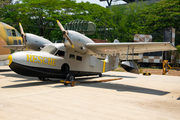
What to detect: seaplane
<box><xmin>7</xmin><ymin>20</ymin><xmax>177</xmax><ymax>86</ymax></box>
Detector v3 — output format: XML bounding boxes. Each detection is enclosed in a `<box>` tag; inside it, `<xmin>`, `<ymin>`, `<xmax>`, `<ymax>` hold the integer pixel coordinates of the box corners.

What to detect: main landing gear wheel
<box><xmin>64</xmin><ymin>74</ymin><xmax>75</xmax><ymax>87</ymax></box>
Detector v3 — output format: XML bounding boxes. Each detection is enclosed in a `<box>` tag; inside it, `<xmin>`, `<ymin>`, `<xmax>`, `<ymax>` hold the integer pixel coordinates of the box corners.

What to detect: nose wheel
<box><xmin>64</xmin><ymin>74</ymin><xmax>75</xmax><ymax>87</ymax></box>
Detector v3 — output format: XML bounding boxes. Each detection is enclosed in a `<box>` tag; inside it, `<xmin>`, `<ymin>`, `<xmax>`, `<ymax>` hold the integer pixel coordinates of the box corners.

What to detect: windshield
<box><xmin>41</xmin><ymin>45</ymin><xmax>58</xmax><ymax>54</ymax></box>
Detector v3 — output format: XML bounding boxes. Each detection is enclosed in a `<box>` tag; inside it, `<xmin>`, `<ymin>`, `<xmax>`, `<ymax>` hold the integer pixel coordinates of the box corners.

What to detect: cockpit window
<box><xmin>6</xmin><ymin>29</ymin><xmax>18</xmax><ymax>37</ymax></box>
<box><xmin>12</xmin><ymin>29</ymin><xmax>16</xmax><ymax>36</ymax></box>
<box><xmin>16</xmin><ymin>31</ymin><xmax>21</xmax><ymax>36</ymax></box>
<box><xmin>41</xmin><ymin>45</ymin><xmax>58</xmax><ymax>54</ymax></box>
<box><xmin>55</xmin><ymin>50</ymin><xmax>65</xmax><ymax>57</ymax></box>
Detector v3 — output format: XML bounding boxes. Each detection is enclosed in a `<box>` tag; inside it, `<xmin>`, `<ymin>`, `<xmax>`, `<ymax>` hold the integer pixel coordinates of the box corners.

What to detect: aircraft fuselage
<box><xmin>9</xmin><ymin>43</ymin><xmax>106</xmax><ymax>78</ymax></box>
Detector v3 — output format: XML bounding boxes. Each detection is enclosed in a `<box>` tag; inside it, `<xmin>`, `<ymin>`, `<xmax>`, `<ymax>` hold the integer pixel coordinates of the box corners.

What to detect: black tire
<box><xmin>66</xmin><ymin>74</ymin><xmax>75</xmax><ymax>81</ymax></box>
<box><xmin>38</xmin><ymin>77</ymin><xmax>46</xmax><ymax>81</ymax></box>
<box><xmin>61</xmin><ymin>64</ymin><xmax>69</xmax><ymax>74</ymax></box>
<box><xmin>66</xmin><ymin>74</ymin><xmax>75</xmax><ymax>87</ymax></box>
<box><xmin>99</xmin><ymin>73</ymin><xmax>102</xmax><ymax>77</ymax></box>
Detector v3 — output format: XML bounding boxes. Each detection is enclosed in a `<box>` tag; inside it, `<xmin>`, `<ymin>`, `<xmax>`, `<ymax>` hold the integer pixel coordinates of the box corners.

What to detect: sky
<box><xmin>76</xmin><ymin>0</ymin><xmax>126</xmax><ymax>7</ymax></box>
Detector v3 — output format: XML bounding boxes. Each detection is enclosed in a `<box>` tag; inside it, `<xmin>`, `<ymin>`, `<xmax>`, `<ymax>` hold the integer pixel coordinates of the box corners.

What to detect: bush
<box><xmin>176</xmin><ymin>45</ymin><xmax>180</xmax><ymax>54</ymax></box>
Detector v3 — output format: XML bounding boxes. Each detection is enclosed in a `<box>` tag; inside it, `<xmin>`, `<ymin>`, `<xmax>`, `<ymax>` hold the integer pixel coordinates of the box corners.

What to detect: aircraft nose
<box><xmin>7</xmin><ymin>55</ymin><xmax>13</xmax><ymax>66</ymax></box>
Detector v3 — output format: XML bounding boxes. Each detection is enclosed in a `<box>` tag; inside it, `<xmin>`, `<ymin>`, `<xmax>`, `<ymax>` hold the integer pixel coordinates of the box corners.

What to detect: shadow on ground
<box><xmin>102</xmin><ymin>74</ymin><xmax>136</xmax><ymax>78</ymax></box>
<box><xmin>53</xmin><ymin>77</ymin><xmax>169</xmax><ymax>96</ymax></box>
<box><xmin>79</xmin><ymin>82</ymin><xmax>169</xmax><ymax>96</ymax></box>
<box><xmin>1</xmin><ymin>71</ymin><xmax>170</xmax><ymax>96</ymax></box>
<box><xmin>2</xmin><ymin>81</ymin><xmax>60</xmax><ymax>88</ymax></box>
<box><xmin>0</xmin><ymin>69</ymin><xmax>12</xmax><ymax>72</ymax></box>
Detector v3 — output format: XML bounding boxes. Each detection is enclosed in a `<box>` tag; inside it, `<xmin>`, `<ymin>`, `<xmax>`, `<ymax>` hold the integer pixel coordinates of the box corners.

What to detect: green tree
<box><xmin>110</xmin><ymin>2</ymin><xmax>149</xmax><ymax>42</ymax></box>
<box><xmin>0</xmin><ymin>0</ymin><xmax>13</xmax><ymax>8</ymax></box>
<box><xmin>70</xmin><ymin>2</ymin><xmax>113</xmax><ymax>40</ymax></box>
<box><xmin>139</xmin><ymin>0</ymin><xmax>180</xmax><ymax>44</ymax></box>
<box><xmin>0</xmin><ymin>0</ymin><xmax>112</xmax><ymax>41</ymax></box>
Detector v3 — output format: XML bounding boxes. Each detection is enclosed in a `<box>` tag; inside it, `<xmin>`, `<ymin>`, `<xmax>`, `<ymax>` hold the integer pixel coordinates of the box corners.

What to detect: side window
<box><xmin>69</xmin><ymin>54</ymin><xmax>75</xmax><ymax>59</ymax></box>
<box><xmin>14</xmin><ymin>40</ymin><xmax>18</xmax><ymax>45</ymax></box>
<box><xmin>76</xmin><ymin>56</ymin><xmax>82</xmax><ymax>61</ymax></box>
<box><xmin>6</xmin><ymin>29</ymin><xmax>12</xmax><ymax>36</ymax></box>
<box><xmin>12</xmin><ymin>29</ymin><xmax>16</xmax><ymax>36</ymax></box>
<box><xmin>55</xmin><ymin>50</ymin><xmax>65</xmax><ymax>57</ymax></box>
<box><xmin>18</xmin><ymin>40</ymin><xmax>22</xmax><ymax>45</ymax></box>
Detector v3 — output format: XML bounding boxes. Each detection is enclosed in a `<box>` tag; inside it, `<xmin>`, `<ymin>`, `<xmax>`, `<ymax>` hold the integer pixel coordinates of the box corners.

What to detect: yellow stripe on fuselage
<box><xmin>103</xmin><ymin>60</ymin><xmax>106</xmax><ymax>73</ymax></box>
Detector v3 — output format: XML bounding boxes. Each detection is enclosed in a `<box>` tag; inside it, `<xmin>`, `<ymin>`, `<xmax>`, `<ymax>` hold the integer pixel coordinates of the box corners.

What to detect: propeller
<box><xmin>19</xmin><ymin>23</ymin><xmax>27</xmax><ymax>47</ymax></box>
<box><xmin>57</xmin><ymin>20</ymin><xmax>74</xmax><ymax>48</ymax></box>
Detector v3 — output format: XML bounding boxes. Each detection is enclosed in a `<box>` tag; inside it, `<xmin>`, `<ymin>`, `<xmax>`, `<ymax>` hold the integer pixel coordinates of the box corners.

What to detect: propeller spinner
<box><xmin>57</xmin><ymin>20</ymin><xmax>74</xmax><ymax>48</ymax></box>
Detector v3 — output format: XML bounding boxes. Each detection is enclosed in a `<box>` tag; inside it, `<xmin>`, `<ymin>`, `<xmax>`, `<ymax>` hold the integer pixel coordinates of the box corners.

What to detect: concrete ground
<box><xmin>0</xmin><ymin>66</ymin><xmax>180</xmax><ymax>120</ymax></box>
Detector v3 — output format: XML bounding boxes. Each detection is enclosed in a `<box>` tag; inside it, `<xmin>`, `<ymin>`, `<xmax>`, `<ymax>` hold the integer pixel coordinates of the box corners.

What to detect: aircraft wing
<box><xmin>3</xmin><ymin>45</ymin><xmax>26</xmax><ymax>50</ymax></box>
<box><xmin>86</xmin><ymin>42</ymin><xmax>177</xmax><ymax>54</ymax></box>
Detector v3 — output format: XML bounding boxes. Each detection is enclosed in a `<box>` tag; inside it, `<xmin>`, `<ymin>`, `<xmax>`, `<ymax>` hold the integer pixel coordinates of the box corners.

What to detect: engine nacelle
<box><xmin>64</xmin><ymin>30</ymin><xmax>94</xmax><ymax>54</ymax></box>
<box><xmin>26</xmin><ymin>33</ymin><xmax>52</xmax><ymax>51</ymax></box>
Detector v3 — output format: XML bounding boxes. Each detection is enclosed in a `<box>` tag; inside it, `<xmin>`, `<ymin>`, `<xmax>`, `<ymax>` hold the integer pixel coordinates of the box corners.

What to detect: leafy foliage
<box><xmin>176</xmin><ymin>45</ymin><xmax>180</xmax><ymax>54</ymax></box>
<box><xmin>138</xmin><ymin>0</ymin><xmax>180</xmax><ymax>44</ymax></box>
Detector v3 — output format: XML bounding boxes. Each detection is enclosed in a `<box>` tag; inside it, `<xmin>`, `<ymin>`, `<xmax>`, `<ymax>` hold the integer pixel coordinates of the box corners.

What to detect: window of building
<box><xmin>55</xmin><ymin>50</ymin><xmax>65</xmax><ymax>57</ymax></box>
<box><xmin>69</xmin><ymin>54</ymin><xmax>75</xmax><ymax>59</ymax></box>
<box><xmin>143</xmin><ymin>51</ymin><xmax>162</xmax><ymax>56</ymax></box>
<box><xmin>76</xmin><ymin>56</ymin><xmax>82</xmax><ymax>61</ymax></box>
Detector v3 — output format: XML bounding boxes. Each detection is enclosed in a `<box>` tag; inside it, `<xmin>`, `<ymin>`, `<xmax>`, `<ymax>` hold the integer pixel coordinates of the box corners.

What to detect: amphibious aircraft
<box><xmin>0</xmin><ymin>22</ymin><xmax>52</xmax><ymax>65</ymax></box>
<box><xmin>8</xmin><ymin>20</ymin><xmax>177</xmax><ymax>86</ymax></box>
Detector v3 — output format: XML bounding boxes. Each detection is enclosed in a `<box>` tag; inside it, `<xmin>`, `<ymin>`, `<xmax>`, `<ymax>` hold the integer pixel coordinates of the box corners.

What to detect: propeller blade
<box><xmin>19</xmin><ymin>23</ymin><xmax>26</xmax><ymax>46</ymax></box>
<box><xmin>64</xmin><ymin>33</ymin><xmax>74</xmax><ymax>48</ymax></box>
<box><xmin>57</xmin><ymin>20</ymin><xmax>65</xmax><ymax>32</ymax></box>
<box><xmin>19</xmin><ymin>23</ymin><xmax>25</xmax><ymax>36</ymax></box>
<box><xmin>57</xmin><ymin>20</ymin><xmax>74</xmax><ymax>48</ymax></box>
